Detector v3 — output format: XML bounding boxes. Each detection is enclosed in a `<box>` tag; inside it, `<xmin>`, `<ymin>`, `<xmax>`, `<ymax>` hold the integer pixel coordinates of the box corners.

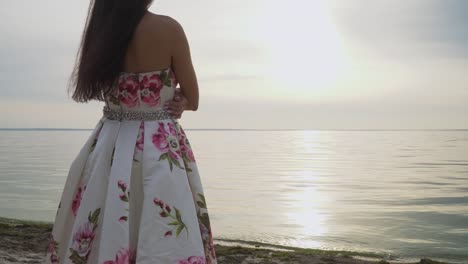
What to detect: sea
<box><xmin>0</xmin><ymin>129</ymin><xmax>467</xmax><ymax>263</ymax></box>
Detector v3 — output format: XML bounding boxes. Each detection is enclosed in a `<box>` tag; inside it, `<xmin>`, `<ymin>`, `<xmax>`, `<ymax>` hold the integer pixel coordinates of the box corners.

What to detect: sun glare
<box><xmin>252</xmin><ymin>0</ymin><xmax>349</xmax><ymax>100</ymax></box>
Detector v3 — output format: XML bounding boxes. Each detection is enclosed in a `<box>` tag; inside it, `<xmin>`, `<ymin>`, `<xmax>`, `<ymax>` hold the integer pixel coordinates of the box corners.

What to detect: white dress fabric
<box><xmin>45</xmin><ymin>67</ymin><xmax>217</xmax><ymax>264</ymax></box>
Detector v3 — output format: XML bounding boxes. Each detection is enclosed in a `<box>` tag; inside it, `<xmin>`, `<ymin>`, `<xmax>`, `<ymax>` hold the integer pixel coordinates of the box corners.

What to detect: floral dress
<box><xmin>46</xmin><ymin>67</ymin><xmax>217</xmax><ymax>264</ymax></box>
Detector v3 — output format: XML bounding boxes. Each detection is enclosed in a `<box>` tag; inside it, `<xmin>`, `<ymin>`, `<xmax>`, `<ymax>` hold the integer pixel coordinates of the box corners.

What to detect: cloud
<box><xmin>331</xmin><ymin>0</ymin><xmax>468</xmax><ymax>59</ymax></box>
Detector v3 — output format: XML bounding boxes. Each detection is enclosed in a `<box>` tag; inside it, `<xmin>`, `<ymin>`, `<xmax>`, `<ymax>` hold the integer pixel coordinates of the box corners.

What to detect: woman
<box><xmin>45</xmin><ymin>0</ymin><xmax>217</xmax><ymax>263</ymax></box>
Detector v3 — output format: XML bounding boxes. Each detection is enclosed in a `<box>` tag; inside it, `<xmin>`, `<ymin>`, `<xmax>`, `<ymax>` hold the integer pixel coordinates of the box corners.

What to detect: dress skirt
<box><xmin>45</xmin><ymin>115</ymin><xmax>217</xmax><ymax>264</ymax></box>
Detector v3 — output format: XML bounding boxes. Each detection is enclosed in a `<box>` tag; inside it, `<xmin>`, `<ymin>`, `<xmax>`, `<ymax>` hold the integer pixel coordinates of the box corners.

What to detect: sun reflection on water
<box><xmin>278</xmin><ymin>131</ymin><xmax>331</xmax><ymax>248</ymax></box>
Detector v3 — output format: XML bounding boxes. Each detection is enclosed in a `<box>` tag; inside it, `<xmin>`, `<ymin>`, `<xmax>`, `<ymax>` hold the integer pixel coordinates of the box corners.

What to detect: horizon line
<box><xmin>1</xmin><ymin>128</ymin><xmax>468</xmax><ymax>132</ymax></box>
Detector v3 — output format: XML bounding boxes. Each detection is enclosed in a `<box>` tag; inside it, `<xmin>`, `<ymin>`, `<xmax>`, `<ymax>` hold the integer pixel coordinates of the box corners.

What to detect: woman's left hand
<box><xmin>164</xmin><ymin>88</ymin><xmax>188</xmax><ymax>119</ymax></box>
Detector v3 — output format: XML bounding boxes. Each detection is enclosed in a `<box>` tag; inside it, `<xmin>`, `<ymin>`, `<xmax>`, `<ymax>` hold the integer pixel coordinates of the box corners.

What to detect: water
<box><xmin>1</xmin><ymin>129</ymin><xmax>467</xmax><ymax>263</ymax></box>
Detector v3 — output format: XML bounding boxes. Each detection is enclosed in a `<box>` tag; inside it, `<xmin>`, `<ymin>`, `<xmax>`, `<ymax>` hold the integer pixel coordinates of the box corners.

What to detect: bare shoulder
<box><xmin>143</xmin><ymin>12</ymin><xmax>184</xmax><ymax>35</ymax></box>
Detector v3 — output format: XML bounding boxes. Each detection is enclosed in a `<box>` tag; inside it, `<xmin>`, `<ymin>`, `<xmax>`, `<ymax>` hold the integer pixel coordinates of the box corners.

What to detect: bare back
<box><xmin>123</xmin><ymin>13</ymin><xmax>173</xmax><ymax>72</ymax></box>
<box><xmin>123</xmin><ymin>12</ymin><xmax>199</xmax><ymax>111</ymax></box>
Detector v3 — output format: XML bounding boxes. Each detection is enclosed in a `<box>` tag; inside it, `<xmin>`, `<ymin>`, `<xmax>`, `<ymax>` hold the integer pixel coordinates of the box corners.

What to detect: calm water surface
<box><xmin>0</xmin><ymin>129</ymin><xmax>467</xmax><ymax>263</ymax></box>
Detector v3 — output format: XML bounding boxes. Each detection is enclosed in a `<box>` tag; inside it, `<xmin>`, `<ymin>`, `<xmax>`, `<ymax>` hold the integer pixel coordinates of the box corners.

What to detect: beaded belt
<box><xmin>103</xmin><ymin>106</ymin><xmax>173</xmax><ymax>121</ymax></box>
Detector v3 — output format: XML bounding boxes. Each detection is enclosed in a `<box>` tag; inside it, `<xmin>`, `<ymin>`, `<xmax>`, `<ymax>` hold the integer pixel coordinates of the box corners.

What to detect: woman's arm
<box><xmin>170</xmin><ymin>19</ymin><xmax>199</xmax><ymax>111</ymax></box>
<box><xmin>164</xmin><ymin>88</ymin><xmax>189</xmax><ymax>119</ymax></box>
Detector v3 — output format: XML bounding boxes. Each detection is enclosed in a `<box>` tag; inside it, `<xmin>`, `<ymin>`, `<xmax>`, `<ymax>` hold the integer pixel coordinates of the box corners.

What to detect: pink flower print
<box><xmin>117</xmin><ymin>180</ymin><xmax>127</xmax><ymax>192</ymax></box>
<box><xmin>157</xmin><ymin>121</ymin><xmax>169</xmax><ymax>135</ymax></box>
<box><xmin>159</xmin><ymin>211</ymin><xmax>169</xmax><ymax>217</ymax></box>
<box><xmin>185</xmin><ymin>144</ymin><xmax>195</xmax><ymax>162</ymax></box>
<box><xmin>47</xmin><ymin>242</ymin><xmax>54</xmax><ymax>255</ymax></box>
<box><xmin>153</xmin><ymin>197</ymin><xmax>188</xmax><ymax>238</ymax></box>
<box><xmin>153</xmin><ymin>132</ymin><xmax>169</xmax><ymax>151</ymax></box>
<box><xmin>152</xmin><ymin>122</ymin><xmax>183</xmax><ymax>171</ymax></box>
<box><xmin>180</xmin><ymin>126</ymin><xmax>187</xmax><ymax>136</ymax></box>
<box><xmin>104</xmin><ymin>248</ymin><xmax>137</xmax><ymax>264</ymax></box>
<box><xmin>167</xmin><ymin>122</ymin><xmax>177</xmax><ymax>136</ymax></box>
<box><xmin>152</xmin><ymin>122</ymin><xmax>170</xmax><ymax>151</ymax></box>
<box><xmin>178</xmin><ymin>126</ymin><xmax>196</xmax><ymax>165</ymax></box>
<box><xmin>72</xmin><ymin>222</ymin><xmax>96</xmax><ymax>257</ymax></box>
<box><xmin>170</xmin><ymin>70</ymin><xmax>178</xmax><ymax>87</ymax></box>
<box><xmin>118</xmin><ymin>75</ymin><xmax>139</xmax><ymax>108</ymax></box>
<box><xmin>118</xmin><ymin>179</ymin><xmax>129</xmax><ymax>202</ymax></box>
<box><xmin>207</xmin><ymin>227</ymin><xmax>216</xmax><ymax>260</ymax></box>
<box><xmin>118</xmin><ymin>180</ymin><xmax>130</xmax><ymax>221</ymax></box>
<box><xmin>140</xmin><ymin>74</ymin><xmax>163</xmax><ymax>107</ymax></box>
<box><xmin>199</xmin><ymin>222</ymin><xmax>209</xmax><ymax>238</ymax></box>
<box><xmin>69</xmin><ymin>208</ymin><xmax>100</xmax><ymax>263</ymax></box>
<box><xmin>180</xmin><ymin>135</ymin><xmax>195</xmax><ymax>162</ymax></box>
<box><xmin>135</xmin><ymin>122</ymin><xmax>144</xmax><ymax>153</ymax></box>
<box><xmin>178</xmin><ymin>256</ymin><xmax>207</xmax><ymax>264</ymax></box>
<box><xmin>167</xmin><ymin>134</ymin><xmax>181</xmax><ymax>160</ymax></box>
<box><xmin>72</xmin><ymin>185</ymin><xmax>86</xmax><ymax>217</ymax></box>
<box><xmin>50</xmin><ymin>254</ymin><xmax>59</xmax><ymax>264</ymax></box>
<box><xmin>153</xmin><ymin>197</ymin><xmax>164</xmax><ymax>208</ymax></box>
<box><xmin>199</xmin><ymin>223</ymin><xmax>216</xmax><ymax>261</ymax></box>
<box><xmin>47</xmin><ymin>233</ymin><xmax>59</xmax><ymax>264</ymax></box>
<box><xmin>166</xmin><ymin>123</ymin><xmax>182</xmax><ymax>159</ymax></box>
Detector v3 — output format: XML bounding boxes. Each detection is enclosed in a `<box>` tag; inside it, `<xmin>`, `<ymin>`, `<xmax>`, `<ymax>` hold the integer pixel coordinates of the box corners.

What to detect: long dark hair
<box><xmin>68</xmin><ymin>0</ymin><xmax>152</xmax><ymax>102</ymax></box>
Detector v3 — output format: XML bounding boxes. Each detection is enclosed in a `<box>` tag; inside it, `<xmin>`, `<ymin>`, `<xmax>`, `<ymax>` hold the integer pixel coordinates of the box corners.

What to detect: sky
<box><xmin>1</xmin><ymin>0</ymin><xmax>467</xmax><ymax>129</ymax></box>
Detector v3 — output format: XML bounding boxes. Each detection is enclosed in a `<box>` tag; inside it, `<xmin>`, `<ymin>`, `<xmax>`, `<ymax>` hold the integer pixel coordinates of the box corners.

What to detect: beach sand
<box><xmin>0</xmin><ymin>216</ymin><xmax>449</xmax><ymax>264</ymax></box>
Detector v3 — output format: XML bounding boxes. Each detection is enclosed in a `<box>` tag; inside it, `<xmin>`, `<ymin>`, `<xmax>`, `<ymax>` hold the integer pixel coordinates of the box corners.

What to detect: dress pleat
<box><xmin>94</xmin><ymin>120</ymin><xmax>140</xmax><ymax>263</ymax></box>
<box><xmin>136</xmin><ymin>121</ymin><xmax>205</xmax><ymax>263</ymax></box>
<box><xmin>53</xmin><ymin>117</ymin><xmax>107</xmax><ymax>262</ymax></box>
<box><xmin>65</xmin><ymin>120</ymin><xmax>119</xmax><ymax>263</ymax></box>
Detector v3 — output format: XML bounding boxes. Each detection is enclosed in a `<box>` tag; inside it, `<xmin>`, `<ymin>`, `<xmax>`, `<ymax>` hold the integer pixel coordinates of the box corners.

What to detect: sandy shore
<box><xmin>0</xmin><ymin>216</ymin><xmax>450</xmax><ymax>264</ymax></box>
